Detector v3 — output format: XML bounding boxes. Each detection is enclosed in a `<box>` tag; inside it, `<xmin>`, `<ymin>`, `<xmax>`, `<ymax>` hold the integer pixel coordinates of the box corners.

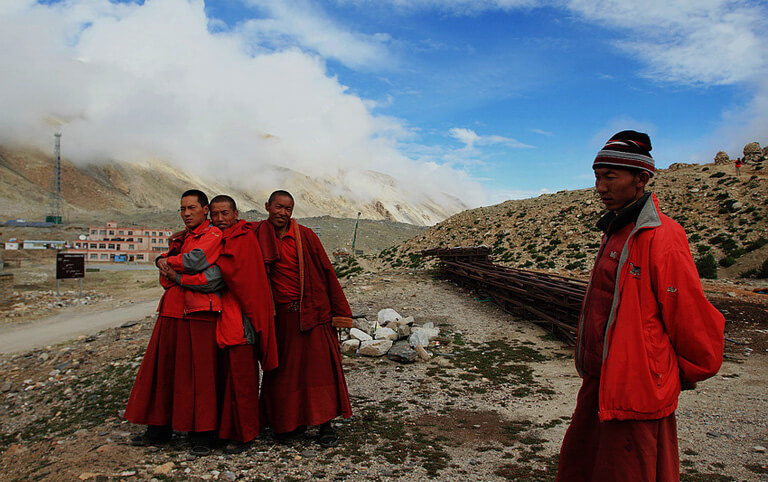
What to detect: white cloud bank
<box><xmin>0</xmin><ymin>0</ymin><xmax>487</xmax><ymax>208</ymax></box>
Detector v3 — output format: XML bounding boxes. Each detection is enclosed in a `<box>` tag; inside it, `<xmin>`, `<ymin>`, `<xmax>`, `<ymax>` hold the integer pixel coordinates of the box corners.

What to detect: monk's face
<box><xmin>265</xmin><ymin>194</ymin><xmax>294</xmax><ymax>230</ymax></box>
<box><xmin>180</xmin><ymin>195</ymin><xmax>209</xmax><ymax>230</ymax></box>
<box><xmin>594</xmin><ymin>167</ymin><xmax>649</xmax><ymax>212</ymax></box>
<box><xmin>210</xmin><ymin>201</ymin><xmax>239</xmax><ymax>231</ymax></box>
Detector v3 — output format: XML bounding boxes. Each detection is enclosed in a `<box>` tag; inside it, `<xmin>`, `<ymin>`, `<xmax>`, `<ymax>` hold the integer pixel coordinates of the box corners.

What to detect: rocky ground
<box><xmin>0</xmin><ymin>269</ymin><xmax>766</xmax><ymax>481</ymax></box>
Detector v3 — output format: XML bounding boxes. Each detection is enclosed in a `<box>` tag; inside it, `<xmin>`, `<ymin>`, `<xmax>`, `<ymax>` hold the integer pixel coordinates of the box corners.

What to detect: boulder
<box><xmin>387</xmin><ymin>340</ymin><xmax>418</xmax><ymax>363</ymax></box>
<box><xmin>341</xmin><ymin>339</ymin><xmax>360</xmax><ymax>354</ymax></box>
<box><xmin>395</xmin><ymin>323</ymin><xmax>412</xmax><ymax>338</ymax></box>
<box><xmin>374</xmin><ymin>327</ymin><xmax>398</xmax><ymax>341</ymax></box>
<box><xmin>357</xmin><ymin>339</ymin><xmax>393</xmax><ymax>357</ymax></box>
<box><xmin>350</xmin><ymin>328</ymin><xmax>372</xmax><ymax>342</ymax></box>
<box><xmin>377</xmin><ymin>308</ymin><xmax>401</xmax><ymax>325</ymax></box>
<box><xmin>416</xmin><ymin>322</ymin><xmax>440</xmax><ymax>341</ymax></box>
<box><xmin>414</xmin><ymin>344</ymin><xmax>432</xmax><ymax>361</ymax></box>
<box><xmin>408</xmin><ymin>330</ymin><xmax>430</xmax><ymax>348</ymax></box>
<box><xmin>353</xmin><ymin>317</ymin><xmax>376</xmax><ymax>335</ymax></box>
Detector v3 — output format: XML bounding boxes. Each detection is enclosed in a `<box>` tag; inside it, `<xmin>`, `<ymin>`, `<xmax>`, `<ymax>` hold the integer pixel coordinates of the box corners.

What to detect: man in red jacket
<box><xmin>125</xmin><ymin>189</ymin><xmax>223</xmax><ymax>456</ymax></box>
<box><xmin>556</xmin><ymin>131</ymin><xmax>725</xmax><ymax>481</ymax></box>
<box><xmin>208</xmin><ymin>195</ymin><xmax>277</xmax><ymax>453</ymax></box>
<box><xmin>254</xmin><ymin>190</ymin><xmax>353</xmax><ymax>448</ymax></box>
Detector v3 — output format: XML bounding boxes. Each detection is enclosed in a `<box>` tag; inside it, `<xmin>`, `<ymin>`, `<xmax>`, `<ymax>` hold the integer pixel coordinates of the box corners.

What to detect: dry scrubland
<box><xmin>383</xmin><ymin>154</ymin><xmax>768</xmax><ymax>281</ymax></box>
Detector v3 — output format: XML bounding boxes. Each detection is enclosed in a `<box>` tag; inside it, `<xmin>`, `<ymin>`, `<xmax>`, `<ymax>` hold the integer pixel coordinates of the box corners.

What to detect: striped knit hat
<box><xmin>593</xmin><ymin>130</ymin><xmax>655</xmax><ymax>176</ymax></box>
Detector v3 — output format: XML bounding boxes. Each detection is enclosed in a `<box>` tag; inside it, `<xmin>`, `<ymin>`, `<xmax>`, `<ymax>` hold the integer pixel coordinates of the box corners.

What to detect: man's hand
<box><xmin>157</xmin><ymin>257</ymin><xmax>170</xmax><ymax>271</ymax></box>
<box><xmin>157</xmin><ymin>258</ymin><xmax>177</xmax><ymax>281</ymax></box>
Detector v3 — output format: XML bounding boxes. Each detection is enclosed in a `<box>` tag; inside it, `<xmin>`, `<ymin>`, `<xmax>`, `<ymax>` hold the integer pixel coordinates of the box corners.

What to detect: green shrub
<box><xmin>746</xmin><ymin>237</ymin><xmax>768</xmax><ymax>252</ymax></box>
<box><xmin>709</xmin><ymin>172</ymin><xmax>726</xmax><ymax>178</ymax></box>
<box><xmin>759</xmin><ymin>258</ymin><xmax>768</xmax><ymax>279</ymax></box>
<box><xmin>719</xmin><ymin>256</ymin><xmax>736</xmax><ymax>268</ymax></box>
<box><xmin>696</xmin><ymin>254</ymin><xmax>717</xmax><ymax>279</ymax></box>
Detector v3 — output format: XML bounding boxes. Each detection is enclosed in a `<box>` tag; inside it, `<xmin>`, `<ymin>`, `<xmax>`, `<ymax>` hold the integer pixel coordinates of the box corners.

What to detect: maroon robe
<box><xmin>124</xmin><ymin>222</ymin><xmax>222</xmax><ymax>433</ymax></box>
<box><xmin>215</xmin><ymin>220</ymin><xmax>277</xmax><ymax>442</ymax></box>
<box><xmin>254</xmin><ymin>220</ymin><xmax>352</xmax><ymax>433</ymax></box>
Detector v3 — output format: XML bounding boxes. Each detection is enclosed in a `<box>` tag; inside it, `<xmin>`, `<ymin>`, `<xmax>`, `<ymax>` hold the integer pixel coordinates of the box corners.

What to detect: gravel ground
<box><xmin>0</xmin><ymin>270</ymin><xmax>766</xmax><ymax>481</ymax></box>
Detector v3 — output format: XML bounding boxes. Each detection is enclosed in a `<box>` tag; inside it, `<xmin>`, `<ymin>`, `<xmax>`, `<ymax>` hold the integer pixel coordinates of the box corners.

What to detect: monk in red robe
<box><xmin>125</xmin><ymin>189</ymin><xmax>223</xmax><ymax>456</ymax></box>
<box><xmin>254</xmin><ymin>190</ymin><xmax>353</xmax><ymax>447</ymax></box>
<box><xmin>207</xmin><ymin>195</ymin><xmax>277</xmax><ymax>453</ymax></box>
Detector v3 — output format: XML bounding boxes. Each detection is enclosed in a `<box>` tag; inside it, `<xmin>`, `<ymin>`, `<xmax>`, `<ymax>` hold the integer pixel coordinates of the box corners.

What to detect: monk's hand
<box><xmin>680</xmin><ymin>372</ymin><xmax>697</xmax><ymax>391</ymax></box>
<box><xmin>332</xmin><ymin>317</ymin><xmax>354</xmax><ymax>329</ymax></box>
<box><xmin>158</xmin><ymin>262</ymin><xmax>176</xmax><ymax>280</ymax></box>
<box><xmin>156</xmin><ymin>257</ymin><xmax>169</xmax><ymax>271</ymax></box>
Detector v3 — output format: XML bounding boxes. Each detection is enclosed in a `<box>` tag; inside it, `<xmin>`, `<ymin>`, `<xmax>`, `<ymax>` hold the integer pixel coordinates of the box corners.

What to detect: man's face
<box><xmin>210</xmin><ymin>201</ymin><xmax>239</xmax><ymax>231</ymax></box>
<box><xmin>265</xmin><ymin>195</ymin><xmax>294</xmax><ymax>230</ymax></box>
<box><xmin>180</xmin><ymin>195</ymin><xmax>209</xmax><ymax>229</ymax></box>
<box><xmin>594</xmin><ymin>167</ymin><xmax>647</xmax><ymax>212</ymax></box>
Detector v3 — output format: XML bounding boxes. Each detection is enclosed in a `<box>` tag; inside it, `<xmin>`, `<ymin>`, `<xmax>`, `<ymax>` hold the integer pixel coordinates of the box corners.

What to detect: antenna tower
<box><xmin>46</xmin><ymin>132</ymin><xmax>63</xmax><ymax>224</ymax></box>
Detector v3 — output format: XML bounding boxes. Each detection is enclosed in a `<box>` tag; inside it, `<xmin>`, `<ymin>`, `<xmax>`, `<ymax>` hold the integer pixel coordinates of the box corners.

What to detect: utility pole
<box><xmin>351</xmin><ymin>212</ymin><xmax>361</xmax><ymax>256</ymax></box>
<box><xmin>46</xmin><ymin>133</ymin><xmax>62</xmax><ymax>224</ymax></box>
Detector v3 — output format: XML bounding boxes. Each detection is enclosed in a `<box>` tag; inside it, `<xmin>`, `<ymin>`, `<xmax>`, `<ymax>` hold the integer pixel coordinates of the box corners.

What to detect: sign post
<box><xmin>56</xmin><ymin>253</ymin><xmax>85</xmax><ymax>296</ymax></box>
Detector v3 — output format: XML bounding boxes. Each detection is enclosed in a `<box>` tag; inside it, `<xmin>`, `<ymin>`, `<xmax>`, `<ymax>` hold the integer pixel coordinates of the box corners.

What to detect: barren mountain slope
<box><xmin>385</xmin><ymin>154</ymin><xmax>768</xmax><ymax>279</ymax></box>
<box><xmin>0</xmin><ymin>146</ymin><xmax>465</xmax><ymax>225</ymax></box>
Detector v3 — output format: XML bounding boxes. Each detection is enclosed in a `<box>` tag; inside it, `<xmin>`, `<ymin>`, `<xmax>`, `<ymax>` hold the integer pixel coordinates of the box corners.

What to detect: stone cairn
<box><xmin>743</xmin><ymin>142</ymin><xmax>764</xmax><ymax>164</ymax></box>
<box><xmin>339</xmin><ymin>309</ymin><xmax>440</xmax><ymax>363</ymax></box>
<box><xmin>714</xmin><ymin>151</ymin><xmax>730</xmax><ymax>165</ymax></box>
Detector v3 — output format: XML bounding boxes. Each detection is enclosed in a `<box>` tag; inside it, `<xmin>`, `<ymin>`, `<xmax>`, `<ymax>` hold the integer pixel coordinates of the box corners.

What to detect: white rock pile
<box><xmin>340</xmin><ymin>308</ymin><xmax>441</xmax><ymax>363</ymax></box>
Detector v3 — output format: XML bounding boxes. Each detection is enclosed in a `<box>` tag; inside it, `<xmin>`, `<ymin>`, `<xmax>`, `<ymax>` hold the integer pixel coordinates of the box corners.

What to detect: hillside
<box><xmin>383</xmin><ymin>144</ymin><xmax>768</xmax><ymax>280</ymax></box>
<box><xmin>0</xmin><ymin>146</ymin><xmax>465</xmax><ymax>226</ymax></box>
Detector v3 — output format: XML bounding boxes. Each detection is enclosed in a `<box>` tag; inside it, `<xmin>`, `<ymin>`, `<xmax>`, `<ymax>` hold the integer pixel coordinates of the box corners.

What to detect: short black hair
<box><xmin>267</xmin><ymin>190</ymin><xmax>294</xmax><ymax>204</ymax></box>
<box><xmin>181</xmin><ymin>189</ymin><xmax>209</xmax><ymax>207</ymax></box>
<box><xmin>210</xmin><ymin>195</ymin><xmax>237</xmax><ymax>211</ymax></box>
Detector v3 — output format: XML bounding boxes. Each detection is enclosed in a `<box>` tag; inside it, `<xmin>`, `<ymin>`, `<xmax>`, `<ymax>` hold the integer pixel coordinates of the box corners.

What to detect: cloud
<box><xmin>342</xmin><ymin>0</ymin><xmax>768</xmax><ymax>150</ymax></box>
<box><xmin>529</xmin><ymin>128</ymin><xmax>553</xmax><ymax>136</ymax></box>
<box><xmin>564</xmin><ymin>0</ymin><xmax>768</xmax><ymax>86</ymax></box>
<box><xmin>240</xmin><ymin>0</ymin><xmax>393</xmax><ymax>70</ymax></box>
<box><xmin>336</xmin><ymin>0</ymin><xmax>537</xmax><ymax>15</ymax></box>
<box><xmin>0</xmin><ymin>0</ymin><xmax>487</xmax><ymax>210</ymax></box>
<box><xmin>449</xmin><ymin>127</ymin><xmax>533</xmax><ymax>149</ymax></box>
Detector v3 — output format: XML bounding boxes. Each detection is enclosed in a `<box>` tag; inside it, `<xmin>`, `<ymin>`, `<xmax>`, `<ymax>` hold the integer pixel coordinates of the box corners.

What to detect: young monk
<box><xmin>254</xmin><ymin>190</ymin><xmax>353</xmax><ymax>448</ymax></box>
<box><xmin>124</xmin><ymin>189</ymin><xmax>223</xmax><ymax>456</ymax></box>
<box><xmin>208</xmin><ymin>195</ymin><xmax>277</xmax><ymax>453</ymax></box>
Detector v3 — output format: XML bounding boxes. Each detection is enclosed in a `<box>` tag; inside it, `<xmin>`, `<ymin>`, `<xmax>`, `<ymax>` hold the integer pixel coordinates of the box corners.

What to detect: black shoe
<box><xmin>189</xmin><ymin>431</ymin><xmax>214</xmax><ymax>457</ymax></box>
<box><xmin>273</xmin><ymin>425</ymin><xmax>307</xmax><ymax>442</ymax></box>
<box><xmin>131</xmin><ymin>425</ymin><xmax>172</xmax><ymax>446</ymax></box>
<box><xmin>318</xmin><ymin>422</ymin><xmax>338</xmax><ymax>448</ymax></box>
<box><xmin>223</xmin><ymin>440</ymin><xmax>252</xmax><ymax>454</ymax></box>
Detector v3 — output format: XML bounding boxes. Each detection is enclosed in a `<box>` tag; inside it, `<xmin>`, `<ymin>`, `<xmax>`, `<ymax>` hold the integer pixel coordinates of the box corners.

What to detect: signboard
<box><xmin>56</xmin><ymin>253</ymin><xmax>85</xmax><ymax>279</ymax></box>
<box><xmin>114</xmin><ymin>254</ymin><xmax>128</xmax><ymax>263</ymax></box>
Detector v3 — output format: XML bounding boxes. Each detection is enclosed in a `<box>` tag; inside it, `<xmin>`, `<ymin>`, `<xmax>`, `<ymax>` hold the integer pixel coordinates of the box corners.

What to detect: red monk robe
<box><xmin>124</xmin><ymin>220</ymin><xmax>223</xmax><ymax>434</ymax></box>
<box><xmin>254</xmin><ymin>219</ymin><xmax>352</xmax><ymax>434</ymax></box>
<box><xmin>214</xmin><ymin>220</ymin><xmax>278</xmax><ymax>443</ymax></box>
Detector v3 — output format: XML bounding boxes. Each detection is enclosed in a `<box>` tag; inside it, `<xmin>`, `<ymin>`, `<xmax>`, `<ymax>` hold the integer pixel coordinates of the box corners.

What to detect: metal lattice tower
<box><xmin>46</xmin><ymin>133</ymin><xmax>62</xmax><ymax>224</ymax></box>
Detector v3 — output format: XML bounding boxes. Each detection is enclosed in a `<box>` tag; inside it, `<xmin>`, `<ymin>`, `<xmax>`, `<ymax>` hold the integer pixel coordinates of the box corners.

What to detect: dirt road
<box><xmin>0</xmin><ymin>300</ymin><xmax>157</xmax><ymax>354</ymax></box>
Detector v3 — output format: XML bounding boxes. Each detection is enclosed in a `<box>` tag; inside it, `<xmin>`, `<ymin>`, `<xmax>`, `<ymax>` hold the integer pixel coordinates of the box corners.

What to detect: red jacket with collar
<box><xmin>253</xmin><ymin>219</ymin><xmax>352</xmax><ymax>332</ymax></box>
<box><xmin>156</xmin><ymin>220</ymin><xmax>223</xmax><ymax>318</ymax></box>
<box><xmin>215</xmin><ymin>220</ymin><xmax>278</xmax><ymax>370</ymax></box>
<box><xmin>575</xmin><ymin>193</ymin><xmax>724</xmax><ymax>422</ymax></box>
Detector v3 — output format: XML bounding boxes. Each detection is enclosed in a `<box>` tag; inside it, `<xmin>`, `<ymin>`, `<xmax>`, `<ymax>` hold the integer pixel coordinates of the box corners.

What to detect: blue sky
<box><xmin>2</xmin><ymin>0</ymin><xmax>767</xmax><ymax>208</ymax></box>
<box><xmin>208</xmin><ymin>0</ymin><xmax>767</xmax><ymax>197</ymax></box>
